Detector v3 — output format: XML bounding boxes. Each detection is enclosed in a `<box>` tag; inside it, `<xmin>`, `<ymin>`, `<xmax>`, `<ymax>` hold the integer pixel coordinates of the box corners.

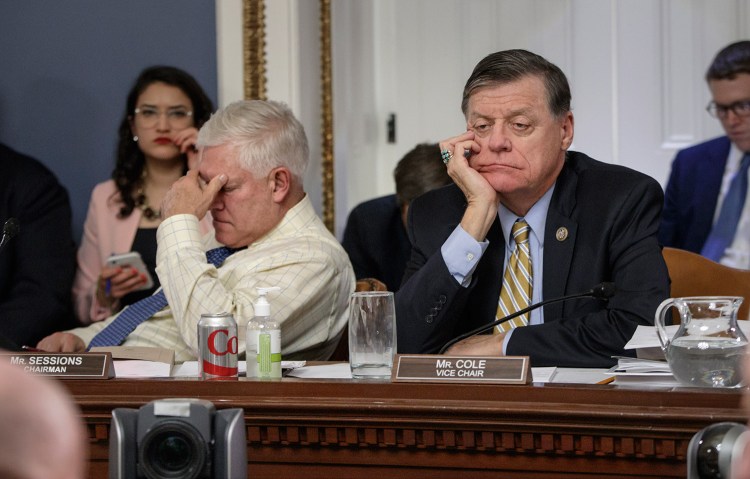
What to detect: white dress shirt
<box><xmin>714</xmin><ymin>144</ymin><xmax>750</xmax><ymax>269</ymax></box>
<box><xmin>441</xmin><ymin>186</ymin><xmax>555</xmax><ymax>352</ymax></box>
<box><xmin>68</xmin><ymin>196</ymin><xmax>355</xmax><ymax>362</ymax></box>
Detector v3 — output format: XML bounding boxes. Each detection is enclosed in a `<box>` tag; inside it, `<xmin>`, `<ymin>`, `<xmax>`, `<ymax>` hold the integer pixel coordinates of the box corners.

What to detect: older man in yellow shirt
<box><xmin>38</xmin><ymin>100</ymin><xmax>354</xmax><ymax>362</ymax></box>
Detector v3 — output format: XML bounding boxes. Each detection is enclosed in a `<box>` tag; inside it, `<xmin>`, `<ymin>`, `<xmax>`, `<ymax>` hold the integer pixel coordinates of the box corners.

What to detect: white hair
<box><xmin>197</xmin><ymin>99</ymin><xmax>309</xmax><ymax>180</ymax></box>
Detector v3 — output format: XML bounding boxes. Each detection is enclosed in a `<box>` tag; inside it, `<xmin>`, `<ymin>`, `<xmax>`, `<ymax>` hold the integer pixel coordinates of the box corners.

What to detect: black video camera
<box><xmin>687</xmin><ymin>422</ymin><xmax>749</xmax><ymax>478</ymax></box>
<box><xmin>109</xmin><ymin>398</ymin><xmax>246</xmax><ymax>479</ymax></box>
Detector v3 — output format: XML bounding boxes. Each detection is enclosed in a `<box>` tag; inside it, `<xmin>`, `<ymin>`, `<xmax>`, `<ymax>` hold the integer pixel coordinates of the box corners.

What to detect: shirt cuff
<box><xmin>502</xmin><ymin>329</ymin><xmax>513</xmax><ymax>355</ymax></box>
<box><xmin>441</xmin><ymin>225</ymin><xmax>488</xmax><ymax>287</ymax></box>
<box><xmin>68</xmin><ymin>314</ymin><xmax>112</xmax><ymax>347</ymax></box>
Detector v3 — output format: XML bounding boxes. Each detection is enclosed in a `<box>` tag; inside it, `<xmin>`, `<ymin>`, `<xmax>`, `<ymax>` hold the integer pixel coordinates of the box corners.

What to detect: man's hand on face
<box><xmin>441</xmin><ymin>130</ymin><xmax>497</xmax><ymax>208</ymax></box>
<box><xmin>439</xmin><ymin>130</ymin><xmax>501</xmax><ymax>242</ymax></box>
<box><xmin>161</xmin><ymin>169</ymin><xmax>228</xmax><ymax>220</ymax></box>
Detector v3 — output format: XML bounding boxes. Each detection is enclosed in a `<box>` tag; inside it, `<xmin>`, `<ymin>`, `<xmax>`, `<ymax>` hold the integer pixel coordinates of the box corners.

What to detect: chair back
<box><xmin>662</xmin><ymin>247</ymin><xmax>750</xmax><ymax>321</ymax></box>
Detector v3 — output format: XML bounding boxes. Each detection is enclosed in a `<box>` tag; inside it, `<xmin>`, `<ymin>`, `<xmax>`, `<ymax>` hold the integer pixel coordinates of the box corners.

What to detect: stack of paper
<box><xmin>625</xmin><ymin>322</ymin><xmax>750</xmax><ymax>360</ymax></box>
<box><xmin>89</xmin><ymin>346</ymin><xmax>175</xmax><ymax>378</ymax></box>
<box><xmin>612</xmin><ymin>357</ymin><xmax>671</xmax><ymax>374</ymax></box>
<box><xmin>617</xmin><ymin>328</ymin><xmax>684</xmax><ymax>386</ymax></box>
<box><xmin>608</xmin><ymin>355</ymin><xmax>680</xmax><ymax>386</ymax></box>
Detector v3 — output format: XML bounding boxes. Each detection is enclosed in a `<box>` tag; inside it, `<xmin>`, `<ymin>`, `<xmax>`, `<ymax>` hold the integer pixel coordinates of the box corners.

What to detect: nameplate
<box><xmin>392</xmin><ymin>354</ymin><xmax>531</xmax><ymax>384</ymax></box>
<box><xmin>0</xmin><ymin>352</ymin><xmax>115</xmax><ymax>379</ymax></box>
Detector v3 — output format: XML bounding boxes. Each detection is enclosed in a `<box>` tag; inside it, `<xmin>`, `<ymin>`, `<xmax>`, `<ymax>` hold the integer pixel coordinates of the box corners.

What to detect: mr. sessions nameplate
<box><xmin>0</xmin><ymin>352</ymin><xmax>115</xmax><ymax>379</ymax></box>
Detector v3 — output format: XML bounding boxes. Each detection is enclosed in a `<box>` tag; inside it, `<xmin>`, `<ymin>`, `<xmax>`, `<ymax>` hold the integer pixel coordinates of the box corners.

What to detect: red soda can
<box><xmin>198</xmin><ymin>312</ymin><xmax>238</xmax><ymax>380</ymax></box>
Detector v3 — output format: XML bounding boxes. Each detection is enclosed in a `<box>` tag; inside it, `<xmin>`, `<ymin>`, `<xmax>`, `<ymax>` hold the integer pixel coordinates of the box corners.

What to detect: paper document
<box><xmin>608</xmin><ymin>357</ymin><xmax>681</xmax><ymax>387</ymax></box>
<box><xmin>531</xmin><ymin>367</ymin><xmax>556</xmax><ymax>382</ymax></box>
<box><xmin>626</xmin><ymin>321</ymin><xmax>750</xmax><ymax>350</ymax></box>
<box><xmin>114</xmin><ymin>360</ymin><xmax>172</xmax><ymax>378</ymax></box>
<box><xmin>285</xmin><ymin>362</ymin><xmax>352</xmax><ymax>379</ymax></box>
<box><xmin>611</xmin><ymin>357</ymin><xmax>671</xmax><ymax>374</ymax></box>
<box><xmin>172</xmin><ymin>360</ymin><xmax>306</xmax><ymax>377</ymax></box>
<box><xmin>548</xmin><ymin>368</ymin><xmax>613</xmax><ymax>384</ymax></box>
<box><xmin>89</xmin><ymin>346</ymin><xmax>175</xmax><ymax>378</ymax></box>
<box><xmin>612</xmin><ymin>373</ymin><xmax>681</xmax><ymax>387</ymax></box>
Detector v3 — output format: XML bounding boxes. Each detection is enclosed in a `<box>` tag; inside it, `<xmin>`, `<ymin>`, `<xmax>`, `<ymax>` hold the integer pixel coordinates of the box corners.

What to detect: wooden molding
<box><xmin>64</xmin><ymin>378</ymin><xmax>743</xmax><ymax>477</ymax></box>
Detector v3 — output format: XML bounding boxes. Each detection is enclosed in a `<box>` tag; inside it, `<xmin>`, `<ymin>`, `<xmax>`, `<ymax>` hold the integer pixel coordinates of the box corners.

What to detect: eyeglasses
<box><xmin>706</xmin><ymin>100</ymin><xmax>750</xmax><ymax>119</ymax></box>
<box><xmin>133</xmin><ymin>107</ymin><xmax>194</xmax><ymax>128</ymax></box>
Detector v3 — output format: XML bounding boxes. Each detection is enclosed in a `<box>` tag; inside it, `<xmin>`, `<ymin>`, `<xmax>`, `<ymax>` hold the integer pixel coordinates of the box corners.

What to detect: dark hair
<box><xmin>461</xmin><ymin>49</ymin><xmax>571</xmax><ymax>119</ymax></box>
<box><xmin>394</xmin><ymin>143</ymin><xmax>452</xmax><ymax>207</ymax></box>
<box><xmin>706</xmin><ymin>40</ymin><xmax>750</xmax><ymax>81</ymax></box>
<box><xmin>113</xmin><ymin>66</ymin><xmax>214</xmax><ymax>217</ymax></box>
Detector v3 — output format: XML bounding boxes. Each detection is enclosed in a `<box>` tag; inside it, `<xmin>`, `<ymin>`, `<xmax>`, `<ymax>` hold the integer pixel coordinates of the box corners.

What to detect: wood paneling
<box><xmin>62</xmin><ymin>376</ymin><xmax>745</xmax><ymax>478</ymax></box>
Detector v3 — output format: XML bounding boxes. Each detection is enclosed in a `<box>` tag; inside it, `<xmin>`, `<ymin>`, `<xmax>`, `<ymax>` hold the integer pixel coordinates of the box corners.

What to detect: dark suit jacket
<box><xmin>395</xmin><ymin>151</ymin><xmax>670</xmax><ymax>368</ymax></box>
<box><xmin>659</xmin><ymin>136</ymin><xmax>731</xmax><ymax>253</ymax></box>
<box><xmin>341</xmin><ymin>194</ymin><xmax>411</xmax><ymax>291</ymax></box>
<box><xmin>0</xmin><ymin>143</ymin><xmax>77</xmax><ymax>347</ymax></box>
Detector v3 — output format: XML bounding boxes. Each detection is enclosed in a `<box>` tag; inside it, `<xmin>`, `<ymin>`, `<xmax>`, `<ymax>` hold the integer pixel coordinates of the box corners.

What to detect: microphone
<box><xmin>438</xmin><ymin>282</ymin><xmax>616</xmax><ymax>354</ymax></box>
<box><xmin>0</xmin><ymin>218</ymin><xmax>20</xmax><ymax>254</ymax></box>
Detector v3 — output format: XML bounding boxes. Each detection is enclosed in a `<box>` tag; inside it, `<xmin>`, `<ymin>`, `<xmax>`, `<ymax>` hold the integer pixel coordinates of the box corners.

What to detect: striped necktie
<box><xmin>701</xmin><ymin>153</ymin><xmax>750</xmax><ymax>262</ymax></box>
<box><xmin>88</xmin><ymin>246</ymin><xmax>238</xmax><ymax>348</ymax></box>
<box><xmin>495</xmin><ymin>220</ymin><xmax>532</xmax><ymax>333</ymax></box>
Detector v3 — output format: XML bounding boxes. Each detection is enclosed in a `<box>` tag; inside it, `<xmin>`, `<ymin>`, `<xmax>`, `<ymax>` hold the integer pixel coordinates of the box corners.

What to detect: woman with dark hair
<box><xmin>72</xmin><ymin>66</ymin><xmax>214</xmax><ymax>324</ymax></box>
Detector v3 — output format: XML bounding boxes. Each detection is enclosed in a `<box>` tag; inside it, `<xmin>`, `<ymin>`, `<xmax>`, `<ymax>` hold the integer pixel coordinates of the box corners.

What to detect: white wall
<box><xmin>216</xmin><ymin>0</ymin><xmax>323</xmax><ymax>215</ymax></box>
<box><xmin>215</xmin><ymin>0</ymin><xmax>244</xmax><ymax>108</ymax></box>
<box><xmin>218</xmin><ymin>0</ymin><xmax>750</xmax><ymax>239</ymax></box>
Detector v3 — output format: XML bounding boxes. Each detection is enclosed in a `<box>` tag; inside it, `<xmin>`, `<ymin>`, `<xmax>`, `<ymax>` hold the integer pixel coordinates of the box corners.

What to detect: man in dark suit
<box><xmin>0</xmin><ymin>142</ymin><xmax>77</xmax><ymax>348</ymax></box>
<box><xmin>342</xmin><ymin>143</ymin><xmax>451</xmax><ymax>291</ymax></box>
<box><xmin>395</xmin><ymin>49</ymin><xmax>669</xmax><ymax>368</ymax></box>
<box><xmin>660</xmin><ymin>41</ymin><xmax>750</xmax><ymax>268</ymax></box>
<box><xmin>342</xmin><ymin>195</ymin><xmax>410</xmax><ymax>291</ymax></box>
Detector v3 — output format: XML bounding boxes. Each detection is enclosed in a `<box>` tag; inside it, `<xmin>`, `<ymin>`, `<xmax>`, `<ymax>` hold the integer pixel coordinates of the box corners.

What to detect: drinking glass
<box><xmin>348</xmin><ymin>291</ymin><xmax>396</xmax><ymax>379</ymax></box>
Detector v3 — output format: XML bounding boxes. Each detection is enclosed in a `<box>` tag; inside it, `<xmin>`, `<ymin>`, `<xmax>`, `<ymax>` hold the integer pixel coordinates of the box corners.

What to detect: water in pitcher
<box><xmin>667</xmin><ymin>337</ymin><xmax>746</xmax><ymax>388</ymax></box>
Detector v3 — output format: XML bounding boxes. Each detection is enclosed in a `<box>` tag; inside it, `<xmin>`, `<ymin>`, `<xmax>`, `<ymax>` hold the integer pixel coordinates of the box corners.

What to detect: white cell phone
<box><xmin>105</xmin><ymin>252</ymin><xmax>154</xmax><ymax>291</ymax></box>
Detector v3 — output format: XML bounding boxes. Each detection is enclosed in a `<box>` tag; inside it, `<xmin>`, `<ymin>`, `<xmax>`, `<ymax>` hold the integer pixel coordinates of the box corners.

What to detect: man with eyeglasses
<box><xmin>660</xmin><ymin>40</ymin><xmax>750</xmax><ymax>268</ymax></box>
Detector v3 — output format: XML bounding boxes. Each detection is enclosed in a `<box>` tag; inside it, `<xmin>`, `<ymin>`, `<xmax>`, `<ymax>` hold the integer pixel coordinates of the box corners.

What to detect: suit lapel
<box><xmin>484</xmin><ymin>217</ymin><xmax>505</xmax><ymax>307</ymax></box>
<box><xmin>543</xmin><ymin>160</ymin><xmax>578</xmax><ymax>320</ymax></box>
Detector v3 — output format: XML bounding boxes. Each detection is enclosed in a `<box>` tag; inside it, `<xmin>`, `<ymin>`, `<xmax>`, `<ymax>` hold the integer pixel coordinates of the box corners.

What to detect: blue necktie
<box><xmin>88</xmin><ymin>246</ymin><xmax>238</xmax><ymax>348</ymax></box>
<box><xmin>702</xmin><ymin>153</ymin><xmax>750</xmax><ymax>262</ymax></box>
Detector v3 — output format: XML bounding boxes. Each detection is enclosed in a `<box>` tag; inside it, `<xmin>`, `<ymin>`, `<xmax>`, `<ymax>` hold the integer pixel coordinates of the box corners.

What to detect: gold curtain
<box><xmin>243</xmin><ymin>0</ymin><xmax>335</xmax><ymax>233</ymax></box>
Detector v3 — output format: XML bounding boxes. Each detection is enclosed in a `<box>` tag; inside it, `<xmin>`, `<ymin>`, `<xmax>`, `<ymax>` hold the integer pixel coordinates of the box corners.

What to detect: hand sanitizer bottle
<box><xmin>246</xmin><ymin>286</ymin><xmax>282</xmax><ymax>379</ymax></box>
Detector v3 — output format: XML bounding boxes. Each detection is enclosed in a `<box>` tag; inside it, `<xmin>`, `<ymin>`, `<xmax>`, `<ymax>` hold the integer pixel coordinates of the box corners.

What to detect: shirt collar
<box><xmin>728</xmin><ymin>142</ymin><xmax>747</xmax><ymax>172</ymax></box>
<box><xmin>498</xmin><ymin>185</ymin><xmax>555</xmax><ymax>247</ymax></box>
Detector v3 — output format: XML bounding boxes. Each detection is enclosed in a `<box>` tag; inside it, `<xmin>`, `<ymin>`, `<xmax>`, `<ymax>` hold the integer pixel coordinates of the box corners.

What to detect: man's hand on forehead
<box><xmin>162</xmin><ymin>169</ymin><xmax>228</xmax><ymax>220</ymax></box>
<box><xmin>197</xmin><ymin>173</ymin><xmax>209</xmax><ymax>189</ymax></box>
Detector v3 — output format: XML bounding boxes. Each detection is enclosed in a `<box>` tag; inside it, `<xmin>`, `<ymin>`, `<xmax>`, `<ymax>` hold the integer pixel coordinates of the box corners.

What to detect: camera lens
<box><xmin>694</xmin><ymin>422</ymin><xmax>748</xmax><ymax>479</ymax></box>
<box><xmin>138</xmin><ymin>420</ymin><xmax>210</xmax><ymax>479</ymax></box>
<box><xmin>154</xmin><ymin>435</ymin><xmax>191</xmax><ymax>470</ymax></box>
<box><xmin>696</xmin><ymin>433</ymin><xmax>722</xmax><ymax>478</ymax></box>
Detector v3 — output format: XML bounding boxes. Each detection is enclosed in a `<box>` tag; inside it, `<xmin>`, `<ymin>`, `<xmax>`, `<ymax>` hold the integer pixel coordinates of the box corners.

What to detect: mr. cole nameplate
<box><xmin>0</xmin><ymin>352</ymin><xmax>115</xmax><ymax>379</ymax></box>
<box><xmin>392</xmin><ymin>354</ymin><xmax>531</xmax><ymax>384</ymax></box>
